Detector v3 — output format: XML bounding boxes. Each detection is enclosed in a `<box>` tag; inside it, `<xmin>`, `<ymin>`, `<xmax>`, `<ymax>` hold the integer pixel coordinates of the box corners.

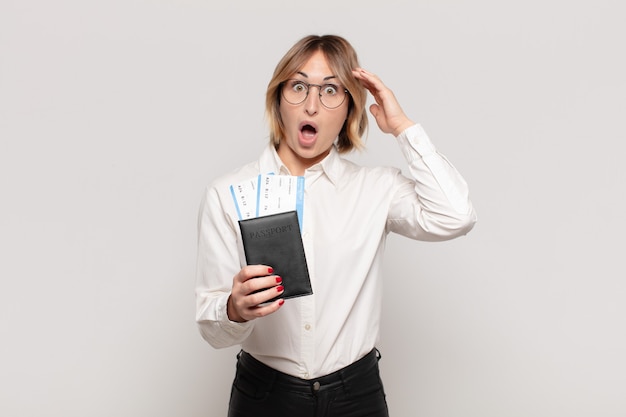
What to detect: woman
<box><xmin>196</xmin><ymin>34</ymin><xmax>476</xmax><ymax>417</ymax></box>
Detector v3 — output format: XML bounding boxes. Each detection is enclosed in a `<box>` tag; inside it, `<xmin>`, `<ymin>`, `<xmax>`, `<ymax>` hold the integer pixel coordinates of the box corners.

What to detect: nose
<box><xmin>303</xmin><ymin>86</ymin><xmax>320</xmax><ymax>115</ymax></box>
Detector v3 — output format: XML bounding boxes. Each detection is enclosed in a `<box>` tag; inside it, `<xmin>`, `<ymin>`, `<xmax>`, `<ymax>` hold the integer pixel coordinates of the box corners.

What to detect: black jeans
<box><xmin>228</xmin><ymin>349</ymin><xmax>389</xmax><ymax>417</ymax></box>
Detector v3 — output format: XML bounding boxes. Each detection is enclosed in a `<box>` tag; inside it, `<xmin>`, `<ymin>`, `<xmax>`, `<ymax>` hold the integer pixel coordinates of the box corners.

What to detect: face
<box><xmin>277</xmin><ymin>50</ymin><xmax>349</xmax><ymax>175</ymax></box>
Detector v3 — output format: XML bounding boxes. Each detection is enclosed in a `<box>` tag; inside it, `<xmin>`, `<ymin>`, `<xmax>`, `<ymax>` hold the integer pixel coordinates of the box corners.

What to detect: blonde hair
<box><xmin>265</xmin><ymin>35</ymin><xmax>368</xmax><ymax>153</ymax></box>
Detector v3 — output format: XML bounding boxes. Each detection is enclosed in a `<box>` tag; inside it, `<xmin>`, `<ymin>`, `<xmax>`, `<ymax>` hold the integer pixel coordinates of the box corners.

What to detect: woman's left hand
<box><xmin>352</xmin><ymin>68</ymin><xmax>415</xmax><ymax>137</ymax></box>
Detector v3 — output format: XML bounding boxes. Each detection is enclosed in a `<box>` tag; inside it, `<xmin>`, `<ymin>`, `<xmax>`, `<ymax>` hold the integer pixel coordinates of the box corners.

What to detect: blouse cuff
<box><xmin>217</xmin><ymin>293</ymin><xmax>254</xmax><ymax>335</ymax></box>
<box><xmin>395</xmin><ymin>124</ymin><xmax>437</xmax><ymax>158</ymax></box>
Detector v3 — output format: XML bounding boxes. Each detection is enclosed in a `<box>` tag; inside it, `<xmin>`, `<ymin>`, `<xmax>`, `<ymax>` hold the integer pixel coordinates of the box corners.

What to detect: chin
<box><xmin>296</xmin><ymin>150</ymin><xmax>321</xmax><ymax>161</ymax></box>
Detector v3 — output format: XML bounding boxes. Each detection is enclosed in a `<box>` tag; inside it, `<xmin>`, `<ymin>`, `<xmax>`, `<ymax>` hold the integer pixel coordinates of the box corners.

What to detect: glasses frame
<box><xmin>280</xmin><ymin>79</ymin><xmax>349</xmax><ymax>109</ymax></box>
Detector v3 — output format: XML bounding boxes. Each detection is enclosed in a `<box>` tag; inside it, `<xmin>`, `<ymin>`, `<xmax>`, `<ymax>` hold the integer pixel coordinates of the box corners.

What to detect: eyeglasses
<box><xmin>281</xmin><ymin>79</ymin><xmax>349</xmax><ymax>109</ymax></box>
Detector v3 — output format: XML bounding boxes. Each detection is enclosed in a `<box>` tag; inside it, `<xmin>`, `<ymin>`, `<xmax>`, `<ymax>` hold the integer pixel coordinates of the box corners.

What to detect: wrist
<box><xmin>392</xmin><ymin>119</ymin><xmax>415</xmax><ymax>137</ymax></box>
<box><xmin>227</xmin><ymin>295</ymin><xmax>247</xmax><ymax>323</ymax></box>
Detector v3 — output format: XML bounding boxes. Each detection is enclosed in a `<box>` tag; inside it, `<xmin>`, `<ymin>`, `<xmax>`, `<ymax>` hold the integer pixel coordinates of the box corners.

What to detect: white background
<box><xmin>1</xmin><ymin>0</ymin><xmax>625</xmax><ymax>416</ymax></box>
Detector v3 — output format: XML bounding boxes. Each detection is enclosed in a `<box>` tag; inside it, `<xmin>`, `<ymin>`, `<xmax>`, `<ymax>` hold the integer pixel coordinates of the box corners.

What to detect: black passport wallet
<box><xmin>238</xmin><ymin>211</ymin><xmax>313</xmax><ymax>301</ymax></box>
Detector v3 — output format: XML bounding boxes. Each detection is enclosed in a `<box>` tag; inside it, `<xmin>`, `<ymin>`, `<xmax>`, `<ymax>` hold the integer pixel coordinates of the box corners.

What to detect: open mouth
<box><xmin>301</xmin><ymin>124</ymin><xmax>317</xmax><ymax>139</ymax></box>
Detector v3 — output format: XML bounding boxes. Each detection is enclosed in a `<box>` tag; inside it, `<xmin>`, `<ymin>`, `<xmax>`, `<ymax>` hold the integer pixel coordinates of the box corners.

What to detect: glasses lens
<box><xmin>282</xmin><ymin>80</ymin><xmax>308</xmax><ymax>105</ymax></box>
<box><xmin>319</xmin><ymin>84</ymin><xmax>345</xmax><ymax>109</ymax></box>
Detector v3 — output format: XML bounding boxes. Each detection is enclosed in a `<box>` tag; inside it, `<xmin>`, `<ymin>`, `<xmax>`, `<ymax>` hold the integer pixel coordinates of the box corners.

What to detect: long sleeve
<box><xmin>387</xmin><ymin>124</ymin><xmax>477</xmax><ymax>240</ymax></box>
<box><xmin>194</xmin><ymin>136</ymin><xmax>476</xmax><ymax>376</ymax></box>
<box><xmin>195</xmin><ymin>185</ymin><xmax>254</xmax><ymax>348</ymax></box>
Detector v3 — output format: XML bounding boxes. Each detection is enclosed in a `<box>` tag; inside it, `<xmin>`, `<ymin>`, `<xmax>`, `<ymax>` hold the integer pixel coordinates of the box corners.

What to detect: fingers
<box><xmin>233</xmin><ymin>265</ymin><xmax>275</xmax><ymax>284</ymax></box>
<box><xmin>353</xmin><ymin>67</ymin><xmax>415</xmax><ymax>136</ymax></box>
<box><xmin>353</xmin><ymin>68</ymin><xmax>402</xmax><ymax>110</ymax></box>
<box><xmin>242</xmin><ymin>276</ymin><xmax>285</xmax><ymax>305</ymax></box>
<box><xmin>228</xmin><ymin>265</ymin><xmax>285</xmax><ymax>322</ymax></box>
<box><xmin>244</xmin><ymin>297</ymin><xmax>286</xmax><ymax>320</ymax></box>
<box><xmin>352</xmin><ymin>68</ymin><xmax>386</xmax><ymax>97</ymax></box>
<box><xmin>369</xmin><ymin>103</ymin><xmax>381</xmax><ymax>118</ymax></box>
<box><xmin>352</xmin><ymin>67</ymin><xmax>380</xmax><ymax>84</ymax></box>
<box><xmin>228</xmin><ymin>293</ymin><xmax>285</xmax><ymax>323</ymax></box>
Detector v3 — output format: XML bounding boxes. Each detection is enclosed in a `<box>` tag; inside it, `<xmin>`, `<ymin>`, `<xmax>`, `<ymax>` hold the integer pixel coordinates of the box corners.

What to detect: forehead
<box><xmin>294</xmin><ymin>50</ymin><xmax>335</xmax><ymax>79</ymax></box>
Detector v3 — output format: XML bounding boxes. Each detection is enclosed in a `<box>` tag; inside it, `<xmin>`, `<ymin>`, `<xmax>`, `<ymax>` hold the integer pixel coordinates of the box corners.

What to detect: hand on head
<box><xmin>352</xmin><ymin>68</ymin><xmax>415</xmax><ymax>137</ymax></box>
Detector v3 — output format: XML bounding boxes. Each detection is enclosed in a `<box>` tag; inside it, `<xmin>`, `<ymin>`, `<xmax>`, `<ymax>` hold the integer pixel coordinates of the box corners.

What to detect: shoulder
<box><xmin>205</xmin><ymin>160</ymin><xmax>260</xmax><ymax>193</ymax></box>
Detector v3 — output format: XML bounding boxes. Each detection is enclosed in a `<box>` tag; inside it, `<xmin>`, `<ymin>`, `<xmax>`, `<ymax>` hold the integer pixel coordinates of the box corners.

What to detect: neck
<box><xmin>276</xmin><ymin>146</ymin><xmax>330</xmax><ymax>176</ymax></box>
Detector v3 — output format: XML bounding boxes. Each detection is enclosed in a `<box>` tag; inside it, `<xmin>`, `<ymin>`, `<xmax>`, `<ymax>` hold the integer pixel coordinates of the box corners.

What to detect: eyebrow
<box><xmin>296</xmin><ymin>71</ymin><xmax>337</xmax><ymax>81</ymax></box>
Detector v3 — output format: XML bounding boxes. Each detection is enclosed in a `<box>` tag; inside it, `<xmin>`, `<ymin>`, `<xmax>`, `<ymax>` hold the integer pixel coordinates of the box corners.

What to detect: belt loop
<box><xmin>375</xmin><ymin>347</ymin><xmax>382</xmax><ymax>361</ymax></box>
<box><xmin>236</xmin><ymin>349</ymin><xmax>243</xmax><ymax>360</ymax></box>
<box><xmin>339</xmin><ymin>368</ymin><xmax>350</xmax><ymax>396</ymax></box>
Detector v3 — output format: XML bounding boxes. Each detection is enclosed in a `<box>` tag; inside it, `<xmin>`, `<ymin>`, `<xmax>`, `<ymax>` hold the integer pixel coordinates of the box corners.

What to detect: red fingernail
<box><xmin>276</xmin><ymin>285</ymin><xmax>284</xmax><ymax>292</ymax></box>
<box><xmin>276</xmin><ymin>276</ymin><xmax>282</xmax><ymax>284</ymax></box>
<box><xmin>278</xmin><ymin>299</ymin><xmax>285</xmax><ymax>306</ymax></box>
<box><xmin>268</xmin><ymin>267</ymin><xmax>274</xmax><ymax>274</ymax></box>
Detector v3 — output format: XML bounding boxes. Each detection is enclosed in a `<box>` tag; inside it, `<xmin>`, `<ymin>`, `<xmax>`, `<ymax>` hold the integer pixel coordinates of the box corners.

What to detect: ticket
<box><xmin>229</xmin><ymin>176</ymin><xmax>258</xmax><ymax>220</ymax></box>
<box><xmin>230</xmin><ymin>174</ymin><xmax>305</xmax><ymax>230</ymax></box>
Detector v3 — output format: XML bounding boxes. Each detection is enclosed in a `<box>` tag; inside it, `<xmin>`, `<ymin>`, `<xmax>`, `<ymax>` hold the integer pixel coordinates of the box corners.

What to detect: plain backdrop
<box><xmin>1</xmin><ymin>0</ymin><xmax>625</xmax><ymax>416</ymax></box>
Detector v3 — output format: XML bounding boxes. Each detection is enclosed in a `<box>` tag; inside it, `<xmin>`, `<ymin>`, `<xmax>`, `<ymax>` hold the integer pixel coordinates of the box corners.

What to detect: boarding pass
<box><xmin>230</xmin><ymin>174</ymin><xmax>305</xmax><ymax>230</ymax></box>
